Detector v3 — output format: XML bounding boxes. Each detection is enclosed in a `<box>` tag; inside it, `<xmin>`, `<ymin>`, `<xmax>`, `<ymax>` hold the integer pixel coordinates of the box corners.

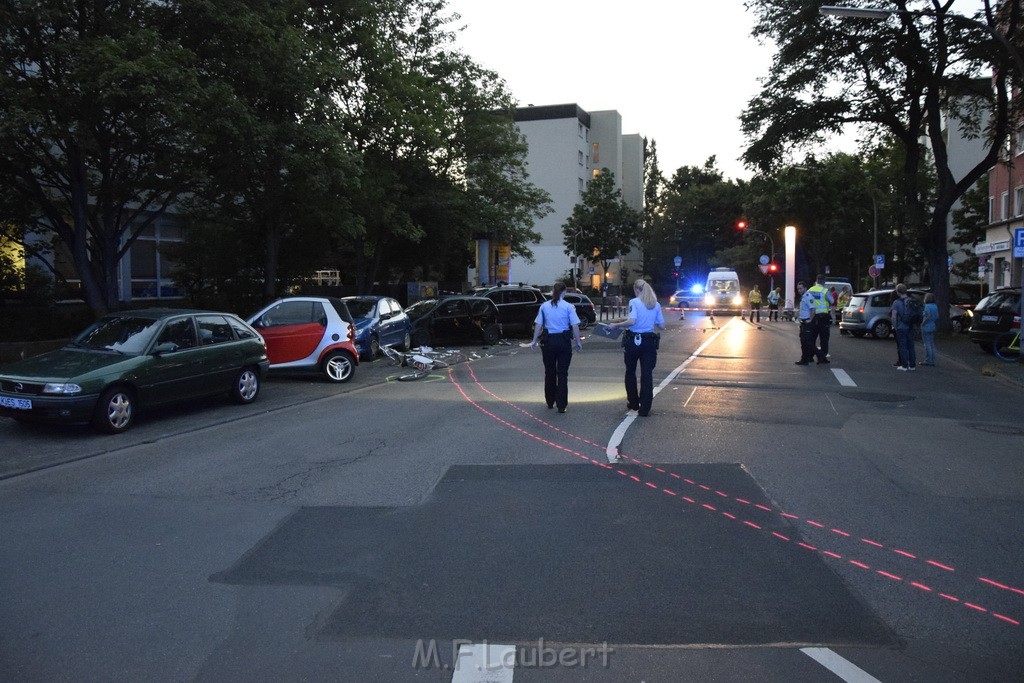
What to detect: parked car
<box><xmin>405</xmin><ymin>296</ymin><xmax>502</xmax><ymax>346</ymax></box>
<box><xmin>482</xmin><ymin>284</ymin><xmax>546</xmax><ymax>334</ymax></box>
<box><xmin>669</xmin><ymin>283</ymin><xmax>704</xmax><ymax>310</ymax></box>
<box><xmin>0</xmin><ymin>309</ymin><xmax>269</xmax><ymax>434</ymax></box>
<box><xmin>968</xmin><ymin>287</ymin><xmax>1021</xmax><ymax>353</ymax></box>
<box><xmin>341</xmin><ymin>295</ymin><xmax>412</xmax><ymax>359</ymax></box>
<box><xmin>561</xmin><ymin>292</ymin><xmax>597</xmax><ymax>329</ymax></box>
<box><xmin>840</xmin><ymin>288</ymin><xmax>967</xmax><ymax>338</ymax></box>
<box><xmin>247</xmin><ymin>297</ymin><xmax>359</xmax><ymax>383</ymax></box>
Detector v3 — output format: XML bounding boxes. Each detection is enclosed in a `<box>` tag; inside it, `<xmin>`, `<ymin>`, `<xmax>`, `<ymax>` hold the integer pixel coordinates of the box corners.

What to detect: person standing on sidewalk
<box><xmin>530</xmin><ymin>282</ymin><xmax>583</xmax><ymax>412</ymax></box>
<box><xmin>921</xmin><ymin>292</ymin><xmax>938</xmax><ymax>366</ymax></box>
<box><xmin>608</xmin><ymin>278</ymin><xmax>666</xmax><ymax>417</ymax></box>
<box><xmin>891</xmin><ymin>284</ymin><xmax>918</xmax><ymax>371</ymax></box>
<box><xmin>748</xmin><ymin>285</ymin><xmax>762</xmax><ymax>323</ymax></box>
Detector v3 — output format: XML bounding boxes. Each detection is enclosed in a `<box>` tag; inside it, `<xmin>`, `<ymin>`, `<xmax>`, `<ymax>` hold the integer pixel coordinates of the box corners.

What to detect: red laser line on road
<box><xmin>452</xmin><ymin>365</ymin><xmax>1024</xmax><ymax>624</ymax></box>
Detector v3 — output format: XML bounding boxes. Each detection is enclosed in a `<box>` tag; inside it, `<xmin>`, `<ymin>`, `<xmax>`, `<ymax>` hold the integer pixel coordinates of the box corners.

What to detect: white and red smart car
<box><xmin>247</xmin><ymin>297</ymin><xmax>359</xmax><ymax>382</ymax></box>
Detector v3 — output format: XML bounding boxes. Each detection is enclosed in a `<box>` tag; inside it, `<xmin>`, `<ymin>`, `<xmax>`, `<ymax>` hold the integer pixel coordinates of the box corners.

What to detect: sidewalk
<box><xmin>926</xmin><ymin>331</ymin><xmax>1024</xmax><ymax>390</ymax></box>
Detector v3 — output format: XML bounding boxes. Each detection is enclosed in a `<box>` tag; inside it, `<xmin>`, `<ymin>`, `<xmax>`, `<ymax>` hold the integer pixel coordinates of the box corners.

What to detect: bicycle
<box><xmin>992</xmin><ymin>329</ymin><xmax>1021</xmax><ymax>363</ymax></box>
<box><xmin>381</xmin><ymin>344</ymin><xmax>467</xmax><ymax>380</ymax></box>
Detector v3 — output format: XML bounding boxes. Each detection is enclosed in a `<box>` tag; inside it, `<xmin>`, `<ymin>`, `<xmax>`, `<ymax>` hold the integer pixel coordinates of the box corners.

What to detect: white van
<box><xmin>704</xmin><ymin>267</ymin><xmax>743</xmax><ymax>312</ymax></box>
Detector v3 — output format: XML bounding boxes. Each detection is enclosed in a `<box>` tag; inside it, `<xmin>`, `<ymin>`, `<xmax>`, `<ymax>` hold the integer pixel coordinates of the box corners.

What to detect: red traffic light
<box><xmin>768</xmin><ymin>263</ymin><xmax>778</xmax><ymax>274</ymax></box>
<box><xmin>736</xmin><ymin>220</ymin><xmax>748</xmax><ymax>230</ymax></box>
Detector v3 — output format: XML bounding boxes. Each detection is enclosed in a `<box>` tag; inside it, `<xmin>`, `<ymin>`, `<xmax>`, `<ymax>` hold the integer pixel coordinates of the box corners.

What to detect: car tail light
<box><xmin>1013</xmin><ymin>315</ymin><xmax>1021</xmax><ymax>330</ymax></box>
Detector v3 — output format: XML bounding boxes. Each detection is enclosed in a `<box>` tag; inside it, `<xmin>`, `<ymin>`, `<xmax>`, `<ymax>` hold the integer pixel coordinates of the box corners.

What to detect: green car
<box><xmin>0</xmin><ymin>309</ymin><xmax>270</xmax><ymax>434</ymax></box>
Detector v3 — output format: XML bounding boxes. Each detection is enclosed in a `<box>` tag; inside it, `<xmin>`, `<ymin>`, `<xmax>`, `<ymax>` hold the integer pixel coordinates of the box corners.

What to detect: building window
<box><xmin>578</xmin><ymin>123</ymin><xmax>583</xmax><ymax>138</ymax></box>
<box><xmin>989</xmin><ymin>195</ymin><xmax>994</xmax><ymax>224</ymax></box>
<box><xmin>592</xmin><ymin>143</ymin><xmax>600</xmax><ymax>164</ymax></box>
<box><xmin>592</xmin><ymin>168</ymin><xmax>600</xmax><ymax>178</ymax></box>
<box><xmin>578</xmin><ymin>177</ymin><xmax>585</xmax><ymax>195</ymax></box>
<box><xmin>1016</xmin><ymin>125</ymin><xmax>1024</xmax><ymax>154</ymax></box>
<box><xmin>1016</xmin><ymin>187</ymin><xmax>1024</xmax><ymax>216</ymax></box>
<box><xmin>1001</xmin><ymin>191</ymin><xmax>1010</xmax><ymax>220</ymax></box>
<box><xmin>578</xmin><ymin>150</ymin><xmax>584</xmax><ymax>166</ymax></box>
<box><xmin>130</xmin><ymin>221</ymin><xmax>183</xmax><ymax>299</ymax></box>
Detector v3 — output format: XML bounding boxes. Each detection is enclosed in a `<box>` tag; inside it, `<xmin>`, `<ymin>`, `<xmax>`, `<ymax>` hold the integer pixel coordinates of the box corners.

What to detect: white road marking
<box><xmin>801</xmin><ymin>648</ymin><xmax>882</xmax><ymax>682</ymax></box>
<box><xmin>451</xmin><ymin>643</ymin><xmax>515</xmax><ymax>683</ymax></box>
<box><xmin>607</xmin><ymin>318</ymin><xmax>735</xmax><ymax>463</ymax></box>
<box><xmin>832</xmin><ymin>368</ymin><xmax>857</xmax><ymax>386</ymax></box>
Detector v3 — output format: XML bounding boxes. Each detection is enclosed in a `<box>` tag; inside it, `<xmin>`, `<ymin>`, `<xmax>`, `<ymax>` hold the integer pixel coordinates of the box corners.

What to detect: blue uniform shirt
<box><xmin>626</xmin><ymin>298</ymin><xmax>664</xmax><ymax>332</ymax></box>
<box><xmin>798</xmin><ymin>290</ymin><xmax>815</xmax><ymax>322</ymax></box>
<box><xmin>534</xmin><ymin>299</ymin><xmax>580</xmax><ymax>332</ymax></box>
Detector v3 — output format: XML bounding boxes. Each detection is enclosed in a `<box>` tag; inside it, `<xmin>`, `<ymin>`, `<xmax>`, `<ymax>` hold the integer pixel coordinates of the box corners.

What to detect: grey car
<box><xmin>840</xmin><ymin>288</ymin><xmax>966</xmax><ymax>339</ymax></box>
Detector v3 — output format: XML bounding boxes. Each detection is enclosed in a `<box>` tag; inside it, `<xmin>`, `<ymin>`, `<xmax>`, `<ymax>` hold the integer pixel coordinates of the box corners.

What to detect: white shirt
<box><xmin>534</xmin><ymin>299</ymin><xmax>580</xmax><ymax>332</ymax></box>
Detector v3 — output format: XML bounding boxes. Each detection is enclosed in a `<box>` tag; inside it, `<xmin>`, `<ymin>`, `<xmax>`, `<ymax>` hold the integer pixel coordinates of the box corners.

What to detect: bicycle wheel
<box><xmin>992</xmin><ymin>331</ymin><xmax>1021</xmax><ymax>362</ymax></box>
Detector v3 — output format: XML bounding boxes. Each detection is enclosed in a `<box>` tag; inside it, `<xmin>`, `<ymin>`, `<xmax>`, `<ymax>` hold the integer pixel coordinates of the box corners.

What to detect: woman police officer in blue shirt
<box><xmin>530</xmin><ymin>282</ymin><xmax>583</xmax><ymax>413</ymax></box>
<box><xmin>609</xmin><ymin>278</ymin><xmax>666</xmax><ymax>417</ymax></box>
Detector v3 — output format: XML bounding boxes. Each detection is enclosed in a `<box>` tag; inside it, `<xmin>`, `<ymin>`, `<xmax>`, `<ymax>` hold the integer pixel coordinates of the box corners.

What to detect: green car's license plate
<box><xmin>0</xmin><ymin>396</ymin><xmax>32</xmax><ymax>410</ymax></box>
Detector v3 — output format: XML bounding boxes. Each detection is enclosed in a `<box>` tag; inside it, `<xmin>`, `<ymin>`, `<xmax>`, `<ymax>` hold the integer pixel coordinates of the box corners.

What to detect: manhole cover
<box><xmin>965</xmin><ymin>422</ymin><xmax>1024</xmax><ymax>436</ymax></box>
<box><xmin>838</xmin><ymin>392</ymin><xmax>914</xmax><ymax>403</ymax></box>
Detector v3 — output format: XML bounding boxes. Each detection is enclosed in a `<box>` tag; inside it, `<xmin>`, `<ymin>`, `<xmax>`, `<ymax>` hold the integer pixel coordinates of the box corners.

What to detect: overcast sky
<box><xmin>444</xmin><ymin>0</ymin><xmax>990</xmax><ymax>182</ymax></box>
<box><xmin>444</xmin><ymin>0</ymin><xmax>777</xmax><ymax>181</ymax></box>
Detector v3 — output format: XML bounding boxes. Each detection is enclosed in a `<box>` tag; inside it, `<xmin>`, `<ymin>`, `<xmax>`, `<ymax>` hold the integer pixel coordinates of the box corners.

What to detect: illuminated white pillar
<box><xmin>784</xmin><ymin>225</ymin><xmax>796</xmax><ymax>312</ymax></box>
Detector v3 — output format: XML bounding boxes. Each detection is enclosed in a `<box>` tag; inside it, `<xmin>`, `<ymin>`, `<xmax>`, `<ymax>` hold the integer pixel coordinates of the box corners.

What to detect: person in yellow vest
<box><xmin>806</xmin><ymin>274</ymin><xmax>832</xmax><ymax>364</ymax></box>
<box><xmin>748</xmin><ymin>285</ymin><xmax>762</xmax><ymax>323</ymax></box>
<box><xmin>767</xmin><ymin>286</ymin><xmax>781</xmax><ymax>321</ymax></box>
<box><xmin>836</xmin><ymin>287</ymin><xmax>851</xmax><ymax>334</ymax></box>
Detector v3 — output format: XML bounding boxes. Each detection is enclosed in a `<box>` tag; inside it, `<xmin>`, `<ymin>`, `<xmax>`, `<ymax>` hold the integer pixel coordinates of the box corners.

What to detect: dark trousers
<box><xmin>768</xmin><ymin>303</ymin><xmax>779</xmax><ymax>321</ymax></box>
<box><xmin>623</xmin><ymin>336</ymin><xmax>658</xmax><ymax>414</ymax></box>
<box><xmin>895</xmin><ymin>328</ymin><xmax>917</xmax><ymax>368</ymax></box>
<box><xmin>749</xmin><ymin>304</ymin><xmax>761</xmax><ymax>323</ymax></box>
<box><xmin>813</xmin><ymin>314</ymin><xmax>831</xmax><ymax>360</ymax></box>
<box><xmin>798</xmin><ymin>321</ymin><xmax>816</xmax><ymax>362</ymax></box>
<box><xmin>541</xmin><ymin>334</ymin><xmax>573</xmax><ymax>409</ymax></box>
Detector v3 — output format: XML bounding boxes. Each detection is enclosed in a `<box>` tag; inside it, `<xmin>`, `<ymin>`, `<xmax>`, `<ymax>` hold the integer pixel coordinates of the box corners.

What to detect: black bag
<box><xmin>903</xmin><ymin>297</ymin><xmax>923</xmax><ymax>327</ymax></box>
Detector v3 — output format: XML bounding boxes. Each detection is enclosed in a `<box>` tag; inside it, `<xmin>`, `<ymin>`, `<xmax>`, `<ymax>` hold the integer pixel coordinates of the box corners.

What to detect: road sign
<box><xmin>948</xmin><ymin>255</ymin><xmax>954</xmax><ymax>272</ymax></box>
<box><xmin>1014</xmin><ymin>227</ymin><xmax>1024</xmax><ymax>257</ymax></box>
<box><xmin>673</xmin><ymin>255</ymin><xmax>682</xmax><ymax>267</ymax></box>
<box><xmin>875</xmin><ymin>254</ymin><xmax>885</xmax><ymax>269</ymax></box>
<box><xmin>758</xmin><ymin>264</ymin><xmax>769</xmax><ymax>274</ymax></box>
<box><xmin>868</xmin><ymin>265</ymin><xmax>879</xmax><ymax>278</ymax></box>
<box><xmin>759</xmin><ymin>255</ymin><xmax>769</xmax><ymax>265</ymax></box>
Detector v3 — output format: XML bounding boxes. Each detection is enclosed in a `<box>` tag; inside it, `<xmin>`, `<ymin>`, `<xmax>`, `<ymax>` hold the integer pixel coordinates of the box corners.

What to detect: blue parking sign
<box><xmin>1014</xmin><ymin>227</ymin><xmax>1024</xmax><ymax>258</ymax></box>
<box><xmin>874</xmin><ymin>254</ymin><xmax>885</xmax><ymax>269</ymax></box>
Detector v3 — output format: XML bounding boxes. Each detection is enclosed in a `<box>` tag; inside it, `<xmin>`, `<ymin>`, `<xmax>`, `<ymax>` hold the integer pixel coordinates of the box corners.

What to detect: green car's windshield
<box><xmin>405</xmin><ymin>299</ymin><xmax>438</xmax><ymax>320</ymax></box>
<box><xmin>73</xmin><ymin>316</ymin><xmax>162</xmax><ymax>355</ymax></box>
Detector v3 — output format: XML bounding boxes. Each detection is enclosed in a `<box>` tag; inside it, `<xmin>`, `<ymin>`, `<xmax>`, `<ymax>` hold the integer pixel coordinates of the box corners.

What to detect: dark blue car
<box><xmin>341</xmin><ymin>296</ymin><xmax>412</xmax><ymax>359</ymax></box>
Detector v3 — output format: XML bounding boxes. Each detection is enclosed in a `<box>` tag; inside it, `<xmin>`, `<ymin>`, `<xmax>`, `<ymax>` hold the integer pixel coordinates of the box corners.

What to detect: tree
<box><xmin>742</xmin><ymin>0</ymin><xmax>1018</xmax><ymax>330</ymax></box>
<box><xmin>655</xmin><ymin>158</ymin><xmax>746</xmax><ymax>284</ymax></box>
<box><xmin>562</xmin><ymin>169</ymin><xmax>641</xmax><ymax>287</ymax></box>
<box><xmin>0</xmin><ymin>0</ymin><xmax>211</xmax><ymax>316</ymax></box>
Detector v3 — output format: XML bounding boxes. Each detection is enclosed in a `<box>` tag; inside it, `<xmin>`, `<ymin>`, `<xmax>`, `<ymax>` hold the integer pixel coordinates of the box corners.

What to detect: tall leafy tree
<box><xmin>742</xmin><ymin>0</ymin><xmax>1018</xmax><ymax>330</ymax></box>
<box><xmin>0</xmin><ymin>0</ymin><xmax>209</xmax><ymax>316</ymax></box>
<box><xmin>562</xmin><ymin>169</ymin><xmax>641</xmax><ymax>287</ymax></box>
<box><xmin>175</xmin><ymin>0</ymin><xmax>361</xmax><ymax>302</ymax></box>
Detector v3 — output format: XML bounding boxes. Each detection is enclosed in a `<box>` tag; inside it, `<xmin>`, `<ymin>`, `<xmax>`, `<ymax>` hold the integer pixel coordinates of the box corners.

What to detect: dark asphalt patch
<box><xmin>213</xmin><ymin>464</ymin><xmax>895</xmax><ymax>647</ymax></box>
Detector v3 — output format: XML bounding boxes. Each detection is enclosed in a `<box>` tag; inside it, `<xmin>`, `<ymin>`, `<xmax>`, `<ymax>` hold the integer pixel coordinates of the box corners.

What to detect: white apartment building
<box><xmin>469</xmin><ymin>103</ymin><xmax>644</xmax><ymax>291</ymax></box>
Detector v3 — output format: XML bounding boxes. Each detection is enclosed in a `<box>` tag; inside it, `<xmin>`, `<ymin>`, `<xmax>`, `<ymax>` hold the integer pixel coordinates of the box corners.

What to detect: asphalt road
<box><xmin>1</xmin><ymin>315</ymin><xmax>1022</xmax><ymax>682</ymax></box>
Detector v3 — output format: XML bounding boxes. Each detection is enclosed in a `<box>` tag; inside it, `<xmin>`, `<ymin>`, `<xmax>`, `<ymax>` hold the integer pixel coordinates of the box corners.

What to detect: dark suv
<box><xmin>968</xmin><ymin>287</ymin><xmax>1021</xmax><ymax>352</ymax></box>
<box><xmin>405</xmin><ymin>296</ymin><xmax>502</xmax><ymax>347</ymax></box>
<box><xmin>483</xmin><ymin>285</ymin><xmax>545</xmax><ymax>334</ymax></box>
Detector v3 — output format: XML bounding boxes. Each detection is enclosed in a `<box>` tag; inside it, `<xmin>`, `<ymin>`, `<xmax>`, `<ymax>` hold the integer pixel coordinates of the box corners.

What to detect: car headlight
<box><xmin>732</xmin><ymin>295</ymin><xmax>743</xmax><ymax>305</ymax></box>
<box><xmin>704</xmin><ymin>294</ymin><xmax>714</xmax><ymax>306</ymax></box>
<box><xmin>43</xmin><ymin>383</ymin><xmax>82</xmax><ymax>395</ymax></box>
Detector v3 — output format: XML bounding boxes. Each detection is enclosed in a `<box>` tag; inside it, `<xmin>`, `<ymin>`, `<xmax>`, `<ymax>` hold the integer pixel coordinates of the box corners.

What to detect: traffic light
<box><xmin>736</xmin><ymin>219</ymin><xmax>748</xmax><ymax>230</ymax></box>
<box><xmin>768</xmin><ymin>262</ymin><xmax>778</xmax><ymax>274</ymax></box>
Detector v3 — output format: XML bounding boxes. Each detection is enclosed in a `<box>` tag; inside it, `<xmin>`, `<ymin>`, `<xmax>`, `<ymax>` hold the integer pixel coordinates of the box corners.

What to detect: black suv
<box><xmin>483</xmin><ymin>285</ymin><xmax>545</xmax><ymax>334</ymax></box>
<box><xmin>968</xmin><ymin>287</ymin><xmax>1021</xmax><ymax>352</ymax></box>
<box><xmin>405</xmin><ymin>296</ymin><xmax>502</xmax><ymax>347</ymax></box>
